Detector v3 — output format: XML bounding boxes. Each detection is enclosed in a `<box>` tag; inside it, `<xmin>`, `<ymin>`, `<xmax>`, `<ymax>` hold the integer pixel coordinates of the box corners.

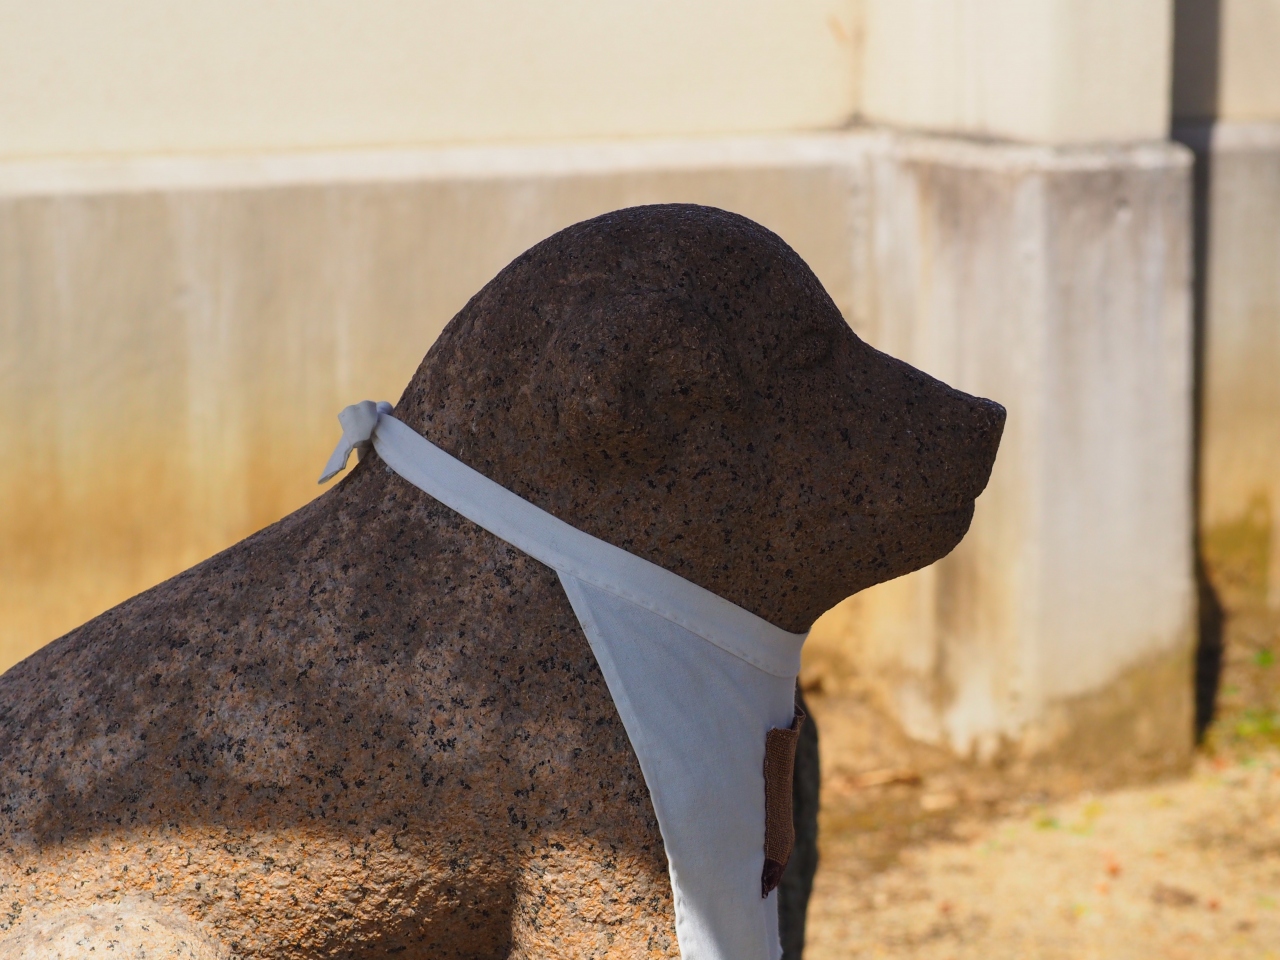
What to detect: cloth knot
<box><xmin>318</xmin><ymin>400</ymin><xmax>394</xmax><ymax>483</ymax></box>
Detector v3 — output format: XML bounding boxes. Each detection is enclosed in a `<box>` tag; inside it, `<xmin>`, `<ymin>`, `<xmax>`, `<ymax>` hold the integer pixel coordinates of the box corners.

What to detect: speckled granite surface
<box><xmin>0</xmin><ymin>205</ymin><xmax>1003</xmax><ymax>959</ymax></box>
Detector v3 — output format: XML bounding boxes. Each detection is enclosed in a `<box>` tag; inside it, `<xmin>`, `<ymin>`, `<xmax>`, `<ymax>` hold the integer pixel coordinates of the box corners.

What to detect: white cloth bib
<box><xmin>320</xmin><ymin>401</ymin><xmax>808</xmax><ymax>960</ymax></box>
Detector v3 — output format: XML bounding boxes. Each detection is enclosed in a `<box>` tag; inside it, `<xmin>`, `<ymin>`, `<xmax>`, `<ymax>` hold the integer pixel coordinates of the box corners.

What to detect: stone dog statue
<box><xmin>0</xmin><ymin>205</ymin><xmax>1004</xmax><ymax>959</ymax></box>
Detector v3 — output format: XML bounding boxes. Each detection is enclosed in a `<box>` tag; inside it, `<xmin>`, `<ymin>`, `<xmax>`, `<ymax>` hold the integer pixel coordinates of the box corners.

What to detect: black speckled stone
<box><xmin>0</xmin><ymin>204</ymin><xmax>1003</xmax><ymax>959</ymax></box>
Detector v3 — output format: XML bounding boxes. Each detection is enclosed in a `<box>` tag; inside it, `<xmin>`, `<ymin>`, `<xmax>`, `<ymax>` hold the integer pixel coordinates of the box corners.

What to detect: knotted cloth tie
<box><xmin>320</xmin><ymin>401</ymin><xmax>809</xmax><ymax>960</ymax></box>
<box><xmin>319</xmin><ymin>400</ymin><xmax>394</xmax><ymax>483</ymax></box>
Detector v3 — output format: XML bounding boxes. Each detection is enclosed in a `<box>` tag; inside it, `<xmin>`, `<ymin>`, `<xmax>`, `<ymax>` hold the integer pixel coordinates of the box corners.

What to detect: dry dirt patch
<box><xmin>806</xmin><ymin>753</ymin><xmax>1280</xmax><ymax>959</ymax></box>
<box><xmin>801</xmin><ymin>598</ymin><xmax>1280</xmax><ymax>959</ymax></box>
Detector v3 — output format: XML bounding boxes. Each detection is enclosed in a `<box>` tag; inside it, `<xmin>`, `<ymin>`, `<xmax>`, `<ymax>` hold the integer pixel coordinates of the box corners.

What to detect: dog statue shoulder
<box><xmin>320</xmin><ymin>398</ymin><xmax>807</xmax><ymax>960</ymax></box>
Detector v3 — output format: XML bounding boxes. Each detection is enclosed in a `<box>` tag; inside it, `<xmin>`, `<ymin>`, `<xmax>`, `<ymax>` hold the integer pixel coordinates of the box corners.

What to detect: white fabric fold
<box><xmin>559</xmin><ymin>576</ymin><xmax>793</xmax><ymax>960</ymax></box>
<box><xmin>320</xmin><ymin>401</ymin><xmax>809</xmax><ymax>960</ymax></box>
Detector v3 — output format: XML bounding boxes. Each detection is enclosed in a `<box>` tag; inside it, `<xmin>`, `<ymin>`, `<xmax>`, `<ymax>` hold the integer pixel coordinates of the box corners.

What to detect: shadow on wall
<box><xmin>1172</xmin><ymin>0</ymin><xmax>1225</xmax><ymax>742</ymax></box>
<box><xmin>1195</xmin><ymin>557</ymin><xmax>1226</xmax><ymax>741</ymax></box>
<box><xmin>1172</xmin><ymin>0</ymin><xmax>1221</xmax><ymax>124</ymax></box>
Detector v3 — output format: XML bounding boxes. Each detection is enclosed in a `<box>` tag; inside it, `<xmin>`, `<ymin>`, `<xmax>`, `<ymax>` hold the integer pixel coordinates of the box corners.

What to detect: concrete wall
<box><xmin>1172</xmin><ymin>2</ymin><xmax>1280</xmax><ymax>612</ymax></box>
<box><xmin>862</xmin><ymin>0</ymin><xmax>1172</xmax><ymax>144</ymax></box>
<box><xmin>1</xmin><ymin>133</ymin><xmax>1198</xmax><ymax>781</ymax></box>
<box><xmin>0</xmin><ymin>0</ymin><xmax>1216</xmax><ymax>774</ymax></box>
<box><xmin>0</xmin><ymin>0</ymin><xmax>860</xmax><ymax>159</ymax></box>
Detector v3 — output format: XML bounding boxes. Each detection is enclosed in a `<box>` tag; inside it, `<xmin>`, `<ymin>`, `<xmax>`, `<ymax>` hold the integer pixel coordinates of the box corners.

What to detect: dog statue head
<box><xmin>383</xmin><ymin>203</ymin><xmax>1004</xmax><ymax>632</ymax></box>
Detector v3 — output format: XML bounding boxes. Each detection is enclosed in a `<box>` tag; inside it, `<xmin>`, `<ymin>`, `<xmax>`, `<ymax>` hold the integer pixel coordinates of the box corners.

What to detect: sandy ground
<box><xmin>801</xmin><ymin>599</ymin><xmax>1280</xmax><ymax>959</ymax></box>
<box><xmin>806</xmin><ymin>754</ymin><xmax>1280</xmax><ymax>959</ymax></box>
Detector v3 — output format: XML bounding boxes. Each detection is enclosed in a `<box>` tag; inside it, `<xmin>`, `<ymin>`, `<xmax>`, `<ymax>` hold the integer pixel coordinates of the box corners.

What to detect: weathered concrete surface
<box><xmin>807</xmin><ymin>135</ymin><xmax>1196</xmax><ymax>774</ymax></box>
<box><xmin>1176</xmin><ymin>121</ymin><xmax>1280</xmax><ymax>612</ymax></box>
<box><xmin>0</xmin><ymin>205</ymin><xmax>1003</xmax><ymax>958</ymax></box>
<box><xmin>0</xmin><ymin>135</ymin><xmax>872</xmax><ymax>669</ymax></box>
<box><xmin>1</xmin><ymin>131</ymin><xmax>1197</xmax><ymax>781</ymax></box>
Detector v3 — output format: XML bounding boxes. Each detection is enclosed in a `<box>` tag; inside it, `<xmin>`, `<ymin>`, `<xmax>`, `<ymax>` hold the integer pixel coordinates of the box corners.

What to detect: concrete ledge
<box><xmin>0</xmin><ymin>133</ymin><xmax>874</xmax><ymax>665</ymax></box>
<box><xmin>810</xmin><ymin>132</ymin><xmax>1196</xmax><ymax>773</ymax></box>
<box><xmin>1</xmin><ymin>131</ymin><xmax>1198</xmax><ymax>780</ymax></box>
<box><xmin>1175</xmin><ymin>120</ymin><xmax>1280</xmax><ymax>612</ymax></box>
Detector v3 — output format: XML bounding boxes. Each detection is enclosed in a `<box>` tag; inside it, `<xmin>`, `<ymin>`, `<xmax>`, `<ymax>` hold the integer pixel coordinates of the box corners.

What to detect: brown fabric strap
<box><xmin>761</xmin><ymin>705</ymin><xmax>806</xmax><ymax>896</ymax></box>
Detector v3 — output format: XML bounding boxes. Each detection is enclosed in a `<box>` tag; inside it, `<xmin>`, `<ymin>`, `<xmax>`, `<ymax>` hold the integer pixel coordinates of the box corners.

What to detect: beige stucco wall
<box><xmin>1217</xmin><ymin>0</ymin><xmax>1280</xmax><ymax>120</ymax></box>
<box><xmin>862</xmin><ymin>0</ymin><xmax>1172</xmax><ymax>144</ymax></box>
<box><xmin>0</xmin><ymin>0</ymin><xmax>860</xmax><ymax>160</ymax></box>
<box><xmin>1174</xmin><ymin>0</ymin><xmax>1280</xmax><ymax>122</ymax></box>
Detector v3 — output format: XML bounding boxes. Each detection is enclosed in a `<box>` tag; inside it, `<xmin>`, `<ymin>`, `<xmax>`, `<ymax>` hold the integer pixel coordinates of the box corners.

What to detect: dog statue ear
<box><xmin>529</xmin><ymin>294</ymin><xmax>744</xmax><ymax>453</ymax></box>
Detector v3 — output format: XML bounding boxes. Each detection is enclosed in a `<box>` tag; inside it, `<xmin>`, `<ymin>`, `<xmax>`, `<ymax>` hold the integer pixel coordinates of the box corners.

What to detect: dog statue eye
<box><xmin>780</xmin><ymin>331</ymin><xmax>833</xmax><ymax>370</ymax></box>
